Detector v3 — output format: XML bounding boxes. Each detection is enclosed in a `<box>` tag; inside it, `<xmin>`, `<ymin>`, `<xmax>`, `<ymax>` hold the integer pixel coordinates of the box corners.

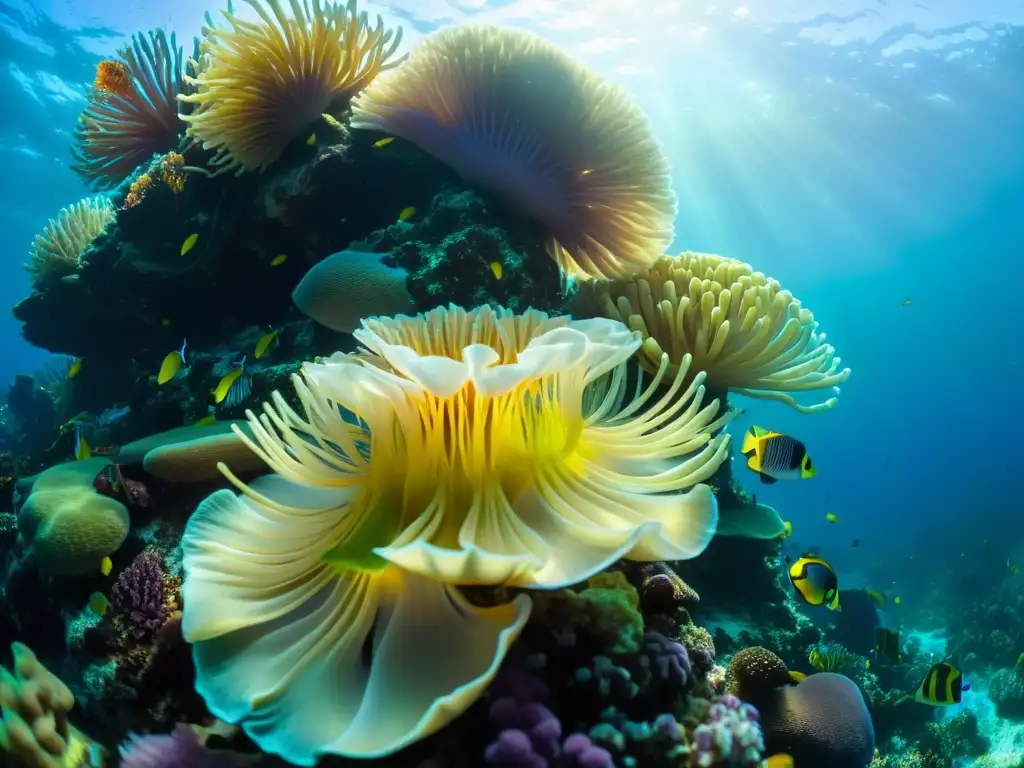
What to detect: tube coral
<box><xmin>71</xmin><ymin>30</ymin><xmax>189</xmax><ymax>189</ymax></box>
<box><xmin>24</xmin><ymin>197</ymin><xmax>114</xmax><ymax>285</ymax></box>
<box><xmin>589</xmin><ymin>252</ymin><xmax>851</xmax><ymax>413</ymax></box>
<box><xmin>350</xmin><ymin>25</ymin><xmax>677</xmax><ymax>281</ymax></box>
<box><xmin>178</xmin><ymin>0</ymin><xmax>404</xmax><ymax>175</ymax></box>
<box><xmin>181</xmin><ymin>304</ymin><xmax>731</xmax><ymax>763</ymax></box>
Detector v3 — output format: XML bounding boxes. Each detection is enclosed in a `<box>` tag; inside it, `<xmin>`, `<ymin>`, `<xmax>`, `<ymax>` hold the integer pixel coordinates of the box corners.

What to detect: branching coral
<box><xmin>179</xmin><ymin>0</ymin><xmax>403</xmax><ymax>175</ymax></box>
<box><xmin>24</xmin><ymin>197</ymin><xmax>114</xmax><ymax>285</ymax></box>
<box><xmin>350</xmin><ymin>24</ymin><xmax>677</xmax><ymax>281</ymax></box>
<box><xmin>589</xmin><ymin>252</ymin><xmax>851</xmax><ymax>413</ymax></box>
<box><xmin>181</xmin><ymin>304</ymin><xmax>732</xmax><ymax>764</ymax></box>
<box><xmin>72</xmin><ymin>30</ymin><xmax>190</xmax><ymax>189</ymax></box>
<box><xmin>111</xmin><ymin>550</ymin><xmax>173</xmax><ymax>640</ymax></box>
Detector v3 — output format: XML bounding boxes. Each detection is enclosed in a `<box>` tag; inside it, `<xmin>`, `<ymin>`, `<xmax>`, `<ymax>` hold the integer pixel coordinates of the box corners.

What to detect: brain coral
<box><xmin>761</xmin><ymin>673</ymin><xmax>874</xmax><ymax>768</ymax></box>
<box><xmin>17</xmin><ymin>459</ymin><xmax>129</xmax><ymax>576</ymax></box>
<box><xmin>350</xmin><ymin>24</ymin><xmax>677</xmax><ymax>281</ymax></box>
<box><xmin>725</xmin><ymin>646</ymin><xmax>792</xmax><ymax>701</ymax></box>
<box><xmin>589</xmin><ymin>252</ymin><xmax>851</xmax><ymax>413</ymax></box>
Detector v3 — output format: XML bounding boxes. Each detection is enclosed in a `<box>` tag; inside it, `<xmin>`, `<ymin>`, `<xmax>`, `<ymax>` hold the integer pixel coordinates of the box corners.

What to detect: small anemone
<box><xmin>589</xmin><ymin>252</ymin><xmax>851</xmax><ymax>413</ymax></box>
<box><xmin>24</xmin><ymin>197</ymin><xmax>114</xmax><ymax>286</ymax></box>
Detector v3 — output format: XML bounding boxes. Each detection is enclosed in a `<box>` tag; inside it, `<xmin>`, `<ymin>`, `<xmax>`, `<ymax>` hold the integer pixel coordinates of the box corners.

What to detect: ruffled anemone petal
<box><xmin>184</xmin><ymin>487</ymin><xmax>530</xmax><ymax>764</ymax></box>
<box><xmin>182</xmin><ymin>488</ymin><xmax>353</xmax><ymax>642</ymax></box>
<box><xmin>374</xmin><ymin>540</ymin><xmax>543</xmax><ymax>586</ymax></box>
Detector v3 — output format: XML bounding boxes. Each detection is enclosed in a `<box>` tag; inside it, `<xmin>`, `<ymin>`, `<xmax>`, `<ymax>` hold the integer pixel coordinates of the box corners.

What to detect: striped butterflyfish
<box><xmin>915</xmin><ymin>662</ymin><xmax>968</xmax><ymax>706</ymax></box>
<box><xmin>786</xmin><ymin>554</ymin><xmax>840</xmax><ymax>611</ymax></box>
<box><xmin>741</xmin><ymin>426</ymin><xmax>815</xmax><ymax>484</ymax></box>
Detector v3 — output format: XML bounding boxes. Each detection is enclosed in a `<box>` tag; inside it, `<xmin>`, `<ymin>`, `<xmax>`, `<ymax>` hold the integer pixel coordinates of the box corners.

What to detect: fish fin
<box><xmin>741</xmin><ymin>428</ymin><xmax>761</xmax><ymax>456</ymax></box>
<box><xmin>759</xmin><ymin>472</ymin><xmax>777</xmax><ymax>485</ymax></box>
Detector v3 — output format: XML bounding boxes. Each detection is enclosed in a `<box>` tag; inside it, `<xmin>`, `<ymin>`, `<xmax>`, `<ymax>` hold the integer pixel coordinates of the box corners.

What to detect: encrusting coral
<box><xmin>589</xmin><ymin>252</ymin><xmax>850</xmax><ymax>413</ymax></box>
<box><xmin>179</xmin><ymin>0</ymin><xmax>404</xmax><ymax>175</ymax></box>
<box><xmin>350</xmin><ymin>24</ymin><xmax>677</xmax><ymax>281</ymax></box>
<box><xmin>0</xmin><ymin>643</ymin><xmax>99</xmax><ymax>767</ymax></box>
<box><xmin>24</xmin><ymin>197</ymin><xmax>114</xmax><ymax>286</ymax></box>
<box><xmin>71</xmin><ymin>30</ymin><xmax>190</xmax><ymax>189</ymax></box>
<box><xmin>181</xmin><ymin>304</ymin><xmax>733</xmax><ymax>764</ymax></box>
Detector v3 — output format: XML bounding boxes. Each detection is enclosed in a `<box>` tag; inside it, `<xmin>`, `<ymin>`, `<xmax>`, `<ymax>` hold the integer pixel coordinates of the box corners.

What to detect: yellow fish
<box><xmin>866</xmin><ymin>587</ymin><xmax>887</xmax><ymax>608</ymax></box>
<box><xmin>321</xmin><ymin>113</ymin><xmax>344</xmax><ymax>131</ymax></box>
<box><xmin>181</xmin><ymin>233</ymin><xmax>199</xmax><ymax>256</ymax></box>
<box><xmin>158</xmin><ymin>340</ymin><xmax>187</xmax><ymax>385</ymax></box>
<box><xmin>1009</xmin><ymin>559</ymin><xmax>1021</xmax><ymax>574</ymax></box>
<box><xmin>100</xmin><ymin>556</ymin><xmax>112</xmax><ymax>577</ymax></box>
<box><xmin>373</xmin><ymin>136</ymin><xmax>395</xmax><ymax>148</ymax></box>
<box><xmin>778</xmin><ymin>520</ymin><xmax>793</xmax><ymax>539</ymax></box>
<box><xmin>915</xmin><ymin>662</ymin><xmax>966</xmax><ymax>706</ymax></box>
<box><xmin>762</xmin><ymin>755</ymin><xmax>794</xmax><ymax>768</ymax></box>
<box><xmin>787</xmin><ymin>554</ymin><xmax>840</xmax><ymax>611</ymax></box>
<box><xmin>490</xmin><ymin>261</ymin><xmax>503</xmax><ymax>280</ymax></box>
<box><xmin>825</xmin><ymin>512</ymin><xmax>839</xmax><ymax>524</ymax></box>
<box><xmin>74</xmin><ymin>425</ymin><xmax>91</xmax><ymax>461</ymax></box>
<box><xmin>894</xmin><ymin>596</ymin><xmax>902</xmax><ymax>605</ymax></box>
<box><xmin>398</xmin><ymin>206</ymin><xmax>416</xmax><ymax>222</ymax></box>
<box><xmin>255</xmin><ymin>331</ymin><xmax>277</xmax><ymax>359</ymax></box>
<box><xmin>195</xmin><ymin>414</ymin><xmax>217</xmax><ymax>427</ymax></box>
<box><xmin>741</xmin><ymin>426</ymin><xmax>815</xmax><ymax>484</ymax></box>
<box><xmin>68</xmin><ymin>357</ymin><xmax>83</xmax><ymax>378</ymax></box>
<box><xmin>160</xmin><ymin>318</ymin><xmax>170</xmax><ymax>327</ymax></box>
<box><xmin>213</xmin><ymin>365</ymin><xmax>245</xmax><ymax>404</ymax></box>
<box><xmin>306</xmin><ymin>133</ymin><xmax>317</xmax><ymax>147</ymax></box>
<box><xmin>88</xmin><ymin>592</ymin><xmax>109</xmax><ymax>617</ymax></box>
<box><xmin>270</xmin><ymin>254</ymin><xmax>288</xmax><ymax>267</ymax></box>
<box><xmin>787</xmin><ymin>671</ymin><xmax>806</xmax><ymax>683</ymax></box>
<box><xmin>902</xmin><ymin>299</ymin><xmax>913</xmax><ymax>307</ymax></box>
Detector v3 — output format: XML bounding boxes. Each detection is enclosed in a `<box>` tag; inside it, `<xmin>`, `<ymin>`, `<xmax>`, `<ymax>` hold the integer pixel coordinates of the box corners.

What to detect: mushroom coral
<box><xmin>350</xmin><ymin>25</ymin><xmax>677</xmax><ymax>281</ymax></box>
<box><xmin>589</xmin><ymin>252</ymin><xmax>851</xmax><ymax>413</ymax></box>
<box><xmin>182</xmin><ymin>304</ymin><xmax>732</xmax><ymax>762</ymax></box>
<box><xmin>24</xmin><ymin>196</ymin><xmax>114</xmax><ymax>285</ymax></box>
<box><xmin>71</xmin><ymin>30</ymin><xmax>190</xmax><ymax>189</ymax></box>
<box><xmin>179</xmin><ymin>0</ymin><xmax>403</xmax><ymax>175</ymax></box>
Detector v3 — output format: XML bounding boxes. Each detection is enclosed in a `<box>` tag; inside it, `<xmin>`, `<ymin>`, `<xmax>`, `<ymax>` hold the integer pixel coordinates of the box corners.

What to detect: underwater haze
<box><xmin>0</xmin><ymin>0</ymin><xmax>1023</xmax><ymax>765</ymax></box>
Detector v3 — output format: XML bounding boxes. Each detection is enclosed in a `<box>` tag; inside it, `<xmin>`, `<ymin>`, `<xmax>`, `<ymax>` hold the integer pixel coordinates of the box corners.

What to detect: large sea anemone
<box><xmin>179</xmin><ymin>0</ymin><xmax>403</xmax><ymax>175</ymax></box>
<box><xmin>182</xmin><ymin>304</ymin><xmax>731</xmax><ymax>762</ymax></box>
<box><xmin>71</xmin><ymin>30</ymin><xmax>189</xmax><ymax>189</ymax></box>
<box><xmin>589</xmin><ymin>252</ymin><xmax>851</xmax><ymax>413</ymax></box>
<box><xmin>350</xmin><ymin>25</ymin><xmax>677</xmax><ymax>281</ymax></box>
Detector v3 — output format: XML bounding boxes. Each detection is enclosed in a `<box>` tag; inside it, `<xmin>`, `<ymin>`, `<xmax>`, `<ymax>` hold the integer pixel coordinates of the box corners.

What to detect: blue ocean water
<box><xmin>0</xmin><ymin>0</ymin><xmax>1022</xmax><ymax>760</ymax></box>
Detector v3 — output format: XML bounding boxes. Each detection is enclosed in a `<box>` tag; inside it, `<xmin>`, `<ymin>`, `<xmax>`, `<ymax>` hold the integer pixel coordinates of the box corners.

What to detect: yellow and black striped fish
<box><xmin>915</xmin><ymin>662</ymin><xmax>968</xmax><ymax>706</ymax></box>
<box><xmin>875</xmin><ymin>627</ymin><xmax>901</xmax><ymax>662</ymax></box>
<box><xmin>786</xmin><ymin>554</ymin><xmax>840</xmax><ymax>611</ymax></box>
<box><xmin>741</xmin><ymin>426</ymin><xmax>816</xmax><ymax>484</ymax></box>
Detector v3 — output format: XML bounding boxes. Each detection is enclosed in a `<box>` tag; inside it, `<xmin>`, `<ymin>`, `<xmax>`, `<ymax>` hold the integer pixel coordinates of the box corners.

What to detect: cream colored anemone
<box><xmin>589</xmin><ymin>252</ymin><xmax>851</xmax><ymax>414</ymax></box>
<box><xmin>224</xmin><ymin>304</ymin><xmax>732</xmax><ymax>591</ymax></box>
<box><xmin>182</xmin><ymin>477</ymin><xmax>530</xmax><ymax>764</ymax></box>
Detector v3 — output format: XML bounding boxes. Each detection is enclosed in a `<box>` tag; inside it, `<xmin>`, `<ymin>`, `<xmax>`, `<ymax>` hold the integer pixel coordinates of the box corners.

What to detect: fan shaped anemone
<box><xmin>71</xmin><ymin>30</ymin><xmax>189</xmax><ymax>189</ymax></box>
<box><xmin>349</xmin><ymin>25</ymin><xmax>677</xmax><ymax>281</ymax></box>
<box><xmin>178</xmin><ymin>0</ymin><xmax>404</xmax><ymax>175</ymax></box>
<box><xmin>589</xmin><ymin>252</ymin><xmax>851</xmax><ymax>414</ymax></box>
<box><xmin>25</xmin><ymin>197</ymin><xmax>114</xmax><ymax>285</ymax></box>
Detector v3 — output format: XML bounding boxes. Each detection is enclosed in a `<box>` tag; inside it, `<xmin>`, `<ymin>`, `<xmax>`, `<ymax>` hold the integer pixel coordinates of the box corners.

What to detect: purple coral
<box><xmin>119</xmin><ymin>725</ymin><xmax>204</xmax><ymax>768</ymax></box>
<box><xmin>487</xmin><ymin>698</ymin><xmax>562</xmax><ymax>765</ymax></box>
<box><xmin>690</xmin><ymin>694</ymin><xmax>764</xmax><ymax>767</ymax></box>
<box><xmin>111</xmin><ymin>550</ymin><xmax>170</xmax><ymax>640</ymax></box>
<box><xmin>562</xmin><ymin>734</ymin><xmax>614</xmax><ymax>767</ymax></box>
<box><xmin>644</xmin><ymin>631</ymin><xmax>691</xmax><ymax>686</ymax></box>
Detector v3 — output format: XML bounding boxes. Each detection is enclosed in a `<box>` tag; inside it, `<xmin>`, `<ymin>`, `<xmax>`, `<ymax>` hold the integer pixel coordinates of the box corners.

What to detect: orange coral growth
<box><xmin>122</xmin><ymin>173</ymin><xmax>153</xmax><ymax>209</ymax></box>
<box><xmin>93</xmin><ymin>60</ymin><xmax>134</xmax><ymax>97</ymax></box>
<box><xmin>160</xmin><ymin>152</ymin><xmax>186</xmax><ymax>194</ymax></box>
